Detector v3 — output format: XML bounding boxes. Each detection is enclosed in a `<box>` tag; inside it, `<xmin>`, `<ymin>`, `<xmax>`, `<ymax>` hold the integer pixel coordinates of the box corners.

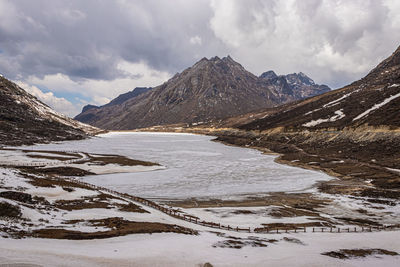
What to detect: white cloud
<box><xmin>21</xmin><ymin>60</ymin><xmax>171</xmax><ymax>116</ymax></box>
<box><xmin>189</xmin><ymin>35</ymin><xmax>202</xmax><ymax>45</ymax></box>
<box><xmin>2</xmin><ymin>0</ymin><xmax>400</xmax><ymax>111</ymax></box>
<box><xmin>209</xmin><ymin>0</ymin><xmax>400</xmax><ymax>88</ymax></box>
<box><xmin>15</xmin><ymin>81</ymin><xmax>79</xmax><ymax>117</ymax></box>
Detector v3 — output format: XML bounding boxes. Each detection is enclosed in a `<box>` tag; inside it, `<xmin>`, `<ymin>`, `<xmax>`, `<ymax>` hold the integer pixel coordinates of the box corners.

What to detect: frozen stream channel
<box><xmin>25</xmin><ymin>132</ymin><xmax>332</xmax><ymax>200</ymax></box>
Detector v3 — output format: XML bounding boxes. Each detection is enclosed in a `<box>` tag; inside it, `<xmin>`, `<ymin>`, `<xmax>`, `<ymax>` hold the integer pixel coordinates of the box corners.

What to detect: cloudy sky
<box><xmin>1</xmin><ymin>0</ymin><xmax>399</xmax><ymax>116</ymax></box>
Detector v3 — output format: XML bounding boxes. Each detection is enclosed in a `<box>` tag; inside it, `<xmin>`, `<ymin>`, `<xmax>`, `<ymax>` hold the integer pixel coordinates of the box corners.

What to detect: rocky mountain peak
<box><xmin>258</xmin><ymin>70</ymin><xmax>329</xmax><ymax>100</ymax></box>
<box><xmin>260</xmin><ymin>70</ymin><xmax>278</xmax><ymax>80</ymax></box>
<box><xmin>82</xmin><ymin>104</ymin><xmax>99</xmax><ymax>113</ymax></box>
<box><xmin>222</xmin><ymin>55</ymin><xmax>235</xmax><ymax>63</ymax></box>
<box><xmin>75</xmin><ymin>56</ymin><xmax>330</xmax><ymax>130</ymax></box>
<box><xmin>285</xmin><ymin>72</ymin><xmax>315</xmax><ymax>86</ymax></box>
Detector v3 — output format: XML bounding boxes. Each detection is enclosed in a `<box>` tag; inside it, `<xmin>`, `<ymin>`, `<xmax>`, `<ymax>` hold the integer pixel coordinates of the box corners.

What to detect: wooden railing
<box><xmin>57</xmin><ymin>176</ymin><xmax>400</xmax><ymax>235</ymax></box>
<box><xmin>2</xmin><ymin>148</ymin><xmax>399</xmax><ymax>234</ymax></box>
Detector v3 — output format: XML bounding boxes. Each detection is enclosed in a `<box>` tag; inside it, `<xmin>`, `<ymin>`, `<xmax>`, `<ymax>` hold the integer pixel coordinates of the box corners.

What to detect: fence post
<box><xmin>312</xmin><ymin>228</ymin><xmax>315</xmax><ymax>233</ymax></box>
<box><xmin>304</xmin><ymin>227</ymin><xmax>306</xmax><ymax>233</ymax></box>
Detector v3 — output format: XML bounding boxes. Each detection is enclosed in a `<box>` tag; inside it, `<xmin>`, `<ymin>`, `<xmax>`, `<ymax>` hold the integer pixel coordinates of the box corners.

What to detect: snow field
<box><xmin>0</xmin><ymin>231</ymin><xmax>399</xmax><ymax>267</ymax></box>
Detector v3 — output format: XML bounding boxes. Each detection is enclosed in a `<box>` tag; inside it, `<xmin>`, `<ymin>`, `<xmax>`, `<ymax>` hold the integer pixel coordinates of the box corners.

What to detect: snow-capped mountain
<box><xmin>0</xmin><ymin>75</ymin><xmax>100</xmax><ymax>146</ymax></box>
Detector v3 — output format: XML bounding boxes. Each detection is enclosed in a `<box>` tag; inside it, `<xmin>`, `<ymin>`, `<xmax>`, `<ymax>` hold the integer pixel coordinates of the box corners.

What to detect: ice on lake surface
<box><xmin>24</xmin><ymin>132</ymin><xmax>332</xmax><ymax>199</ymax></box>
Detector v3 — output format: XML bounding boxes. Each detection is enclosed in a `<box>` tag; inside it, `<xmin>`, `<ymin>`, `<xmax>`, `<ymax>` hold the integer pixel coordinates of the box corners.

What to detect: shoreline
<box><xmin>135</xmin><ymin>126</ymin><xmax>400</xmax><ymax>198</ymax></box>
<box><xmin>1</xmin><ymin>131</ymin><xmax>400</xmax><ymax>267</ymax></box>
<box><xmin>1</xmin><ymin>130</ymin><xmax>399</xmax><ymax>236</ymax></box>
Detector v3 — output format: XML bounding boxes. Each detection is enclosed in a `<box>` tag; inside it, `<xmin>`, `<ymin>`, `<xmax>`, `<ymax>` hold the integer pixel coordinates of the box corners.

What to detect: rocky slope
<box><xmin>241</xmin><ymin>45</ymin><xmax>400</xmax><ymax>131</ymax></box>
<box><xmin>75</xmin><ymin>56</ymin><xmax>329</xmax><ymax>129</ymax></box>
<box><xmin>0</xmin><ymin>75</ymin><xmax>100</xmax><ymax>146</ymax></box>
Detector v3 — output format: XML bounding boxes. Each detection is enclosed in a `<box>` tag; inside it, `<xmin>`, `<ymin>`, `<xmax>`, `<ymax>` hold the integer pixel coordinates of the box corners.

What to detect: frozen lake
<box><xmin>25</xmin><ymin>132</ymin><xmax>332</xmax><ymax>200</ymax></box>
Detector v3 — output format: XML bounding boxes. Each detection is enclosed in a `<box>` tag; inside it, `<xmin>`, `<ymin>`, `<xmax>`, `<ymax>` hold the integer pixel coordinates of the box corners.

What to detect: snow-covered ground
<box><xmin>22</xmin><ymin>132</ymin><xmax>333</xmax><ymax>200</ymax></box>
<box><xmin>182</xmin><ymin>207</ymin><xmax>317</xmax><ymax>228</ymax></box>
<box><xmin>0</xmin><ymin>148</ymin><xmax>163</xmax><ymax>174</ymax></box>
<box><xmin>0</xmin><ymin>231</ymin><xmax>399</xmax><ymax>267</ymax></box>
<box><xmin>1</xmin><ymin>133</ymin><xmax>399</xmax><ymax>266</ymax></box>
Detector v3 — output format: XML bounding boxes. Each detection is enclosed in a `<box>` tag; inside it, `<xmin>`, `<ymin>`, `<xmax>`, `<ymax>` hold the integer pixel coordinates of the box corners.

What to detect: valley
<box><xmin>2</xmin><ymin>2</ymin><xmax>400</xmax><ymax>266</ymax></box>
<box><xmin>1</xmin><ymin>132</ymin><xmax>399</xmax><ymax>266</ymax></box>
<box><xmin>0</xmin><ymin>32</ymin><xmax>399</xmax><ymax>267</ymax></box>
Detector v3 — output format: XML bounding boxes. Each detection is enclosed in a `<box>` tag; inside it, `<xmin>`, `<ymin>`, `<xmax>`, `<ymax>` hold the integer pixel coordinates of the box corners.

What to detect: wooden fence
<box><xmin>2</xmin><ymin>148</ymin><xmax>399</xmax><ymax>235</ymax></box>
<box><xmin>58</xmin><ymin>176</ymin><xmax>400</xmax><ymax>235</ymax></box>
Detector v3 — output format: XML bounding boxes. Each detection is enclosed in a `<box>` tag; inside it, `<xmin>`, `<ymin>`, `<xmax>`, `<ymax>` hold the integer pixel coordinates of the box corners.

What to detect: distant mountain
<box><xmin>106</xmin><ymin>87</ymin><xmax>152</xmax><ymax>107</ymax></box>
<box><xmin>259</xmin><ymin>71</ymin><xmax>330</xmax><ymax>101</ymax></box>
<box><xmin>81</xmin><ymin>104</ymin><xmax>99</xmax><ymax>113</ymax></box>
<box><xmin>74</xmin><ymin>87</ymin><xmax>152</xmax><ymax>124</ymax></box>
<box><xmin>75</xmin><ymin>56</ymin><xmax>329</xmax><ymax>130</ymax></box>
<box><xmin>0</xmin><ymin>75</ymin><xmax>99</xmax><ymax>146</ymax></box>
<box><xmin>260</xmin><ymin>70</ymin><xmax>278</xmax><ymax>80</ymax></box>
<box><xmin>240</xmin><ymin>45</ymin><xmax>400</xmax><ymax>131</ymax></box>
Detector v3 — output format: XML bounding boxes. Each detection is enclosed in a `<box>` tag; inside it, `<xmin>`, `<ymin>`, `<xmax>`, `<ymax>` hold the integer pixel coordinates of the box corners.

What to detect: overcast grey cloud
<box><xmin>0</xmin><ymin>0</ymin><xmax>399</xmax><ymax>116</ymax></box>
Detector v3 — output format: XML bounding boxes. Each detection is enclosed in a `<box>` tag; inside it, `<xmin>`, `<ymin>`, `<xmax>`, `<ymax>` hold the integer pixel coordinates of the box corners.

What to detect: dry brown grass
<box><xmin>322</xmin><ymin>248</ymin><xmax>398</xmax><ymax>259</ymax></box>
<box><xmin>32</xmin><ymin>217</ymin><xmax>197</xmax><ymax>239</ymax></box>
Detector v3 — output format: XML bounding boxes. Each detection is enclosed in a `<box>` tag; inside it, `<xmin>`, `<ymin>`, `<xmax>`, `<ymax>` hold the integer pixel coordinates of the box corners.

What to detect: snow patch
<box><xmin>303</xmin><ymin>109</ymin><xmax>345</xmax><ymax>127</ymax></box>
<box><xmin>353</xmin><ymin>92</ymin><xmax>400</xmax><ymax>121</ymax></box>
<box><xmin>26</xmin><ymin>186</ymin><xmax>98</xmax><ymax>203</ymax></box>
<box><xmin>323</xmin><ymin>93</ymin><xmax>352</xmax><ymax>108</ymax></box>
<box><xmin>305</xmin><ymin>89</ymin><xmax>360</xmax><ymax>116</ymax></box>
<box><xmin>386</xmin><ymin>167</ymin><xmax>400</xmax><ymax>174</ymax></box>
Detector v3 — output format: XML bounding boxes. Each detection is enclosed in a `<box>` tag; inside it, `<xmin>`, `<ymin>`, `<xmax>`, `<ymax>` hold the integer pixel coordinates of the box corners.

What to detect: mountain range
<box><xmin>75</xmin><ymin>56</ymin><xmax>330</xmax><ymax>129</ymax></box>
<box><xmin>240</xmin><ymin>45</ymin><xmax>400</xmax><ymax>131</ymax></box>
<box><xmin>209</xmin><ymin>45</ymin><xmax>400</xmax><ymax>202</ymax></box>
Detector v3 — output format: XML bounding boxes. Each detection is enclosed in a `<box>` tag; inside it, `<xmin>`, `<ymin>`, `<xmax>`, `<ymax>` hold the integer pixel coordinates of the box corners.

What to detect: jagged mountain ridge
<box><xmin>260</xmin><ymin>71</ymin><xmax>330</xmax><ymax>100</ymax></box>
<box><xmin>75</xmin><ymin>56</ymin><xmax>330</xmax><ymax>129</ymax></box>
<box><xmin>75</xmin><ymin>87</ymin><xmax>152</xmax><ymax>124</ymax></box>
<box><xmin>240</xmin><ymin>45</ymin><xmax>400</xmax><ymax>131</ymax></box>
<box><xmin>0</xmin><ymin>75</ymin><xmax>99</xmax><ymax>146</ymax></box>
